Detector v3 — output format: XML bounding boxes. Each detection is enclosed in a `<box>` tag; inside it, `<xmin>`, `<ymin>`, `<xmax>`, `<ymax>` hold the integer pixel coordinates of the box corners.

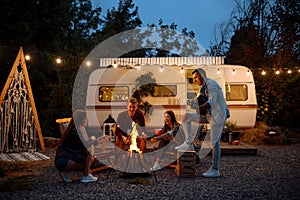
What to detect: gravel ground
<box><xmin>0</xmin><ymin>144</ymin><xmax>299</xmax><ymax>200</ymax></box>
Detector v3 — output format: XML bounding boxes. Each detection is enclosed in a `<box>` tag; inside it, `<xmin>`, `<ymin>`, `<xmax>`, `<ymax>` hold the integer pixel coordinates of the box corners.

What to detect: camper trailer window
<box><xmin>99</xmin><ymin>86</ymin><xmax>129</xmax><ymax>102</ymax></box>
<box><xmin>225</xmin><ymin>84</ymin><xmax>248</xmax><ymax>101</ymax></box>
<box><xmin>153</xmin><ymin>85</ymin><xmax>177</xmax><ymax>97</ymax></box>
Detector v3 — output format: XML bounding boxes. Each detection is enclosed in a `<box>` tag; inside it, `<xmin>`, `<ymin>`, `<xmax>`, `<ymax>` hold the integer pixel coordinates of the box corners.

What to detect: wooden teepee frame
<box><xmin>0</xmin><ymin>47</ymin><xmax>45</xmax><ymax>151</ymax></box>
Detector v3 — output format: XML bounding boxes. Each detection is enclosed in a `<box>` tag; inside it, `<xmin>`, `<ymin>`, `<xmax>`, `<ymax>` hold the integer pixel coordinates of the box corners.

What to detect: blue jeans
<box><xmin>184</xmin><ymin>113</ymin><xmax>200</xmax><ymax>144</ymax></box>
<box><xmin>212</xmin><ymin>137</ymin><xmax>221</xmax><ymax>169</ymax></box>
<box><xmin>184</xmin><ymin>113</ymin><xmax>222</xmax><ymax>170</ymax></box>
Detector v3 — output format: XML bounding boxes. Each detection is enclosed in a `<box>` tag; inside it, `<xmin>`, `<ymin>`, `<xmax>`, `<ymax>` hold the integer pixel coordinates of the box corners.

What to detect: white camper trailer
<box><xmin>85</xmin><ymin>57</ymin><xmax>257</xmax><ymax>133</ymax></box>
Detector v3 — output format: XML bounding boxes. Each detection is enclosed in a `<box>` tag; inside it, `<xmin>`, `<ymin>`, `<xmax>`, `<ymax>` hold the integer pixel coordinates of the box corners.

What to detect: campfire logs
<box><xmin>120</xmin><ymin>150</ymin><xmax>151</xmax><ymax>173</ymax></box>
<box><xmin>115</xmin><ymin>122</ymin><xmax>152</xmax><ymax>174</ymax></box>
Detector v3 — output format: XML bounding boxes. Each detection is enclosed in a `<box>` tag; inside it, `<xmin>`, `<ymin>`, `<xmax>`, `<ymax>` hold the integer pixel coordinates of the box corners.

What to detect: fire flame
<box><xmin>128</xmin><ymin>122</ymin><xmax>142</xmax><ymax>153</ymax></box>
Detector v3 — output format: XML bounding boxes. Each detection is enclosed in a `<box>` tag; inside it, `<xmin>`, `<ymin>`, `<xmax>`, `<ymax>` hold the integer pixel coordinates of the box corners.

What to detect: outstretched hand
<box><xmin>90</xmin><ymin>136</ymin><xmax>97</xmax><ymax>142</ymax></box>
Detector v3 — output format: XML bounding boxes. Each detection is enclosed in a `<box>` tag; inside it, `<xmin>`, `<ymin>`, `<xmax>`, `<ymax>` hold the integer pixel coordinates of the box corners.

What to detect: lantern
<box><xmin>103</xmin><ymin>114</ymin><xmax>116</xmax><ymax>141</ymax></box>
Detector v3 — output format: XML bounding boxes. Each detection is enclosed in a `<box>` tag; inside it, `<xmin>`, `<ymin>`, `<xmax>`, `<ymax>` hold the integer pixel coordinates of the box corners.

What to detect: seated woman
<box><xmin>54</xmin><ymin>110</ymin><xmax>108</xmax><ymax>183</ymax></box>
<box><xmin>150</xmin><ymin>110</ymin><xmax>184</xmax><ymax>171</ymax></box>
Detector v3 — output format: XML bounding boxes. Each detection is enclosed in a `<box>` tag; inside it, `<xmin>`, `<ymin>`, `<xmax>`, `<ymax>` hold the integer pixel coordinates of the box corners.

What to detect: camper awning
<box><xmin>98</xmin><ymin>56</ymin><xmax>224</xmax><ymax>68</ymax></box>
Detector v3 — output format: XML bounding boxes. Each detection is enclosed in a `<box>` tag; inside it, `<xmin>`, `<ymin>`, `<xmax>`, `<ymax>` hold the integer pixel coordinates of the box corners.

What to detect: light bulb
<box><xmin>112</xmin><ymin>62</ymin><xmax>118</xmax><ymax>68</ymax></box>
<box><xmin>56</xmin><ymin>58</ymin><xmax>62</xmax><ymax>64</ymax></box>
<box><xmin>86</xmin><ymin>61</ymin><xmax>91</xmax><ymax>67</ymax></box>
<box><xmin>160</xmin><ymin>66</ymin><xmax>164</xmax><ymax>72</ymax></box>
<box><xmin>246</xmin><ymin>70</ymin><xmax>251</xmax><ymax>76</ymax></box>
<box><xmin>232</xmin><ymin>69</ymin><xmax>236</xmax><ymax>75</ymax></box>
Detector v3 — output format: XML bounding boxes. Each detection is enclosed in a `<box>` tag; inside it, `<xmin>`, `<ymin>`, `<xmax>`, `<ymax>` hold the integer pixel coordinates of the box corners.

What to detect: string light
<box><xmin>246</xmin><ymin>69</ymin><xmax>251</xmax><ymax>76</ymax></box>
<box><xmin>180</xmin><ymin>67</ymin><xmax>184</xmax><ymax>73</ymax></box>
<box><xmin>160</xmin><ymin>66</ymin><xmax>164</xmax><ymax>72</ymax></box>
<box><xmin>56</xmin><ymin>58</ymin><xmax>62</xmax><ymax>64</ymax></box>
<box><xmin>112</xmin><ymin>62</ymin><xmax>118</xmax><ymax>68</ymax></box>
<box><xmin>86</xmin><ymin>60</ymin><xmax>91</xmax><ymax>67</ymax></box>
<box><xmin>232</xmin><ymin>69</ymin><xmax>236</xmax><ymax>75</ymax></box>
<box><xmin>25</xmin><ymin>55</ymin><xmax>30</xmax><ymax>61</ymax></box>
<box><xmin>3</xmin><ymin>47</ymin><xmax>300</xmax><ymax>76</ymax></box>
<box><xmin>4</xmin><ymin>46</ymin><xmax>300</xmax><ymax>76</ymax></box>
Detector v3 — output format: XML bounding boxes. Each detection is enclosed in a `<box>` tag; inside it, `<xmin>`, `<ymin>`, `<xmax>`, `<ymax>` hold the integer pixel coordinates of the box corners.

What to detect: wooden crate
<box><xmin>175</xmin><ymin>150</ymin><xmax>196</xmax><ymax>177</ymax></box>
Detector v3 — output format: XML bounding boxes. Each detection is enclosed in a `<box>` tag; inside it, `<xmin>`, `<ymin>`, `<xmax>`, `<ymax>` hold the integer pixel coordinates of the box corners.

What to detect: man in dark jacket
<box><xmin>115</xmin><ymin>97</ymin><xmax>147</xmax><ymax>152</ymax></box>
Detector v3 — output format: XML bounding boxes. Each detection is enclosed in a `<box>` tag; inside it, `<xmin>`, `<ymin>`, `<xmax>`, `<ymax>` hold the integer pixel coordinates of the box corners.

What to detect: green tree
<box><xmin>226</xmin><ymin>24</ymin><xmax>265</xmax><ymax>68</ymax></box>
<box><xmin>99</xmin><ymin>0</ymin><xmax>142</xmax><ymax>41</ymax></box>
<box><xmin>132</xmin><ymin>19</ymin><xmax>202</xmax><ymax>57</ymax></box>
<box><xmin>72</xmin><ymin>0</ymin><xmax>144</xmax><ymax>111</ymax></box>
<box><xmin>0</xmin><ymin>0</ymin><xmax>103</xmax><ymax>136</ymax></box>
<box><xmin>214</xmin><ymin>0</ymin><xmax>300</xmax><ymax>129</ymax></box>
<box><xmin>132</xmin><ymin>72</ymin><xmax>156</xmax><ymax>115</ymax></box>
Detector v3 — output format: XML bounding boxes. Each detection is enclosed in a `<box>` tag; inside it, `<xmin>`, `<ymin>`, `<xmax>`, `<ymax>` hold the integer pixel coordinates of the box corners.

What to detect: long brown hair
<box><xmin>165</xmin><ymin>110</ymin><xmax>178</xmax><ymax>124</ymax></box>
<box><xmin>163</xmin><ymin>110</ymin><xmax>179</xmax><ymax>131</ymax></box>
<box><xmin>60</xmin><ymin>110</ymin><xmax>87</xmax><ymax>144</ymax></box>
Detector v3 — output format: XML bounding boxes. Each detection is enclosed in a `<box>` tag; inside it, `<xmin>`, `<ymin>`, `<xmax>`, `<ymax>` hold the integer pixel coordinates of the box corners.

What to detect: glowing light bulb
<box><xmin>160</xmin><ymin>66</ymin><xmax>164</xmax><ymax>72</ymax></box>
<box><xmin>56</xmin><ymin>58</ymin><xmax>62</xmax><ymax>64</ymax></box>
<box><xmin>275</xmin><ymin>70</ymin><xmax>280</xmax><ymax>75</ymax></box>
<box><xmin>86</xmin><ymin>61</ymin><xmax>91</xmax><ymax>67</ymax></box>
<box><xmin>232</xmin><ymin>69</ymin><xmax>236</xmax><ymax>75</ymax></box>
<box><xmin>25</xmin><ymin>55</ymin><xmax>30</xmax><ymax>61</ymax></box>
<box><xmin>112</xmin><ymin>62</ymin><xmax>118</xmax><ymax>68</ymax></box>
<box><xmin>287</xmin><ymin>69</ymin><xmax>292</xmax><ymax>74</ymax></box>
<box><xmin>246</xmin><ymin>70</ymin><xmax>251</xmax><ymax>76</ymax></box>
<box><xmin>262</xmin><ymin>70</ymin><xmax>266</xmax><ymax>75</ymax></box>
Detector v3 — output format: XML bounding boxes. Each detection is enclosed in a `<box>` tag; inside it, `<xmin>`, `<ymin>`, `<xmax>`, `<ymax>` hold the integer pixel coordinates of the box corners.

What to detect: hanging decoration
<box><xmin>0</xmin><ymin>47</ymin><xmax>45</xmax><ymax>153</ymax></box>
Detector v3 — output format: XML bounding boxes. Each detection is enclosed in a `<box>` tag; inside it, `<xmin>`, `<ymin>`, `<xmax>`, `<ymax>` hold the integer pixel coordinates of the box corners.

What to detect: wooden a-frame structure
<box><xmin>0</xmin><ymin>47</ymin><xmax>45</xmax><ymax>151</ymax></box>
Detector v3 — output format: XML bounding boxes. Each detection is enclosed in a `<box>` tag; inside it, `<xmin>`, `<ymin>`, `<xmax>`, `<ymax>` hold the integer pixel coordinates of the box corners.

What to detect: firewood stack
<box><xmin>175</xmin><ymin>150</ymin><xmax>196</xmax><ymax>177</ymax></box>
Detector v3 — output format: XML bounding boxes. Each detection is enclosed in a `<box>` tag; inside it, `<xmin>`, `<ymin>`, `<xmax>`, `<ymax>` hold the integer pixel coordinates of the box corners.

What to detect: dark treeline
<box><xmin>210</xmin><ymin>0</ymin><xmax>299</xmax><ymax>129</ymax></box>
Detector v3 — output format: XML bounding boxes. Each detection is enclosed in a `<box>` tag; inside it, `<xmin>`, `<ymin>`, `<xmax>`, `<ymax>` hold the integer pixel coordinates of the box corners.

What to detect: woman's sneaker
<box><xmin>80</xmin><ymin>174</ymin><xmax>98</xmax><ymax>183</ymax></box>
<box><xmin>58</xmin><ymin>171</ymin><xmax>72</xmax><ymax>183</ymax></box>
<box><xmin>150</xmin><ymin>162</ymin><xmax>161</xmax><ymax>171</ymax></box>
